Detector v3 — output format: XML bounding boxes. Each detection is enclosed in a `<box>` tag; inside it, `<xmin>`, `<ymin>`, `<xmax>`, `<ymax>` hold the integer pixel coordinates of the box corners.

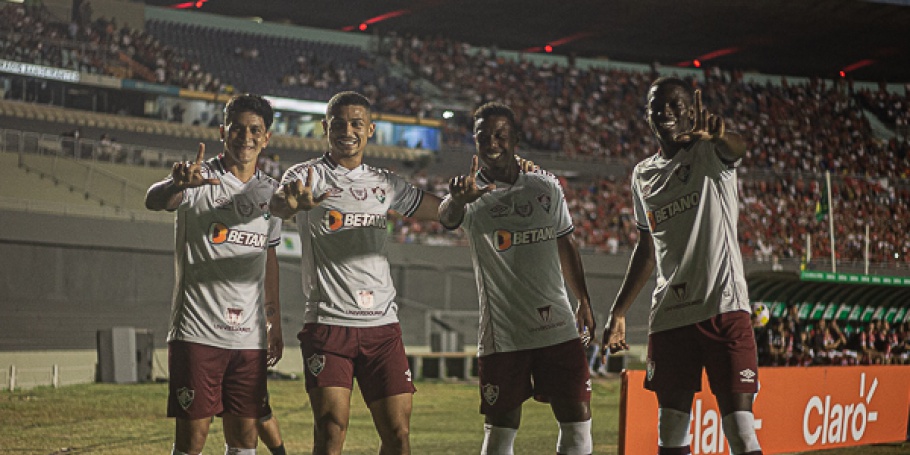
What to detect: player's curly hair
<box><xmin>649</xmin><ymin>76</ymin><xmax>693</xmax><ymax>97</ymax></box>
<box><xmin>473</xmin><ymin>102</ymin><xmax>521</xmax><ymax>139</ymax></box>
<box><xmin>224</xmin><ymin>93</ymin><xmax>275</xmax><ymax>129</ymax></box>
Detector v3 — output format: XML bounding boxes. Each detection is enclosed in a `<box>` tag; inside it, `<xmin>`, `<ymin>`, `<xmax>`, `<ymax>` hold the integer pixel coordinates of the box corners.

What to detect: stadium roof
<box><xmin>144</xmin><ymin>0</ymin><xmax>910</xmax><ymax>83</ymax></box>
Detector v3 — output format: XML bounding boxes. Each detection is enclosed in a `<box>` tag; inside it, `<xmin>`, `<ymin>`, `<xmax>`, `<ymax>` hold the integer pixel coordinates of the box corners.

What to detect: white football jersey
<box><xmin>461</xmin><ymin>170</ymin><xmax>580</xmax><ymax>356</ymax></box>
<box><xmin>282</xmin><ymin>154</ymin><xmax>424</xmax><ymax>327</ymax></box>
<box><xmin>167</xmin><ymin>156</ymin><xmax>282</xmax><ymax>349</ymax></box>
<box><xmin>631</xmin><ymin>141</ymin><xmax>750</xmax><ymax>334</ymax></box>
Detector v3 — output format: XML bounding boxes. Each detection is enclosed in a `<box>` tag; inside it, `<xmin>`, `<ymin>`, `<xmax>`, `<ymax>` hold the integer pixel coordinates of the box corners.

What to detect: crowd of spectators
<box><xmin>755</xmin><ymin>311</ymin><xmax>910</xmax><ymax>367</ymax></box>
<box><xmin>2</xmin><ymin>7</ymin><xmax>909</xmax><ymax>267</ymax></box>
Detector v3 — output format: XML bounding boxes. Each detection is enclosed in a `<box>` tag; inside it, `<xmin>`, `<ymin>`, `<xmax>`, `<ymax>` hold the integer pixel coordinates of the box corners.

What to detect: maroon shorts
<box><xmin>477</xmin><ymin>339</ymin><xmax>591</xmax><ymax>415</ymax></box>
<box><xmin>167</xmin><ymin>340</ymin><xmax>269</xmax><ymax>420</ymax></box>
<box><xmin>645</xmin><ymin>311</ymin><xmax>759</xmax><ymax>395</ymax></box>
<box><xmin>298</xmin><ymin>323</ymin><xmax>416</xmax><ymax>404</ymax></box>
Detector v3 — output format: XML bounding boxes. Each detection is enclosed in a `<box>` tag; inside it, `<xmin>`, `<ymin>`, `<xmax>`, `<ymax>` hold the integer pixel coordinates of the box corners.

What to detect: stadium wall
<box><xmin>0</xmin><ymin>208</ymin><xmax>654</xmax><ymax>386</ymax></box>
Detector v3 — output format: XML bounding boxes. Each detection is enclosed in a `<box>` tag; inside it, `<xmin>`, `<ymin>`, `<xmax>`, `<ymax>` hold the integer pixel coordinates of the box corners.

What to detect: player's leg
<box><xmin>168</xmin><ymin>341</ymin><xmax>230</xmax><ymax>454</ymax></box>
<box><xmin>477</xmin><ymin>350</ymin><xmax>534</xmax><ymax>455</ymax></box>
<box><xmin>367</xmin><ymin>392</ymin><xmax>413</xmax><ymax>455</ymax></box>
<box><xmin>256</xmin><ymin>414</ymin><xmax>287</xmax><ymax>455</ymax></box>
<box><xmin>300</xmin><ymin>323</ymin><xmax>360</xmax><ymax>454</ymax></box>
<box><xmin>309</xmin><ymin>386</ymin><xmax>353</xmax><ymax>454</ymax></box>
<box><xmin>702</xmin><ymin>312</ymin><xmax>763</xmax><ymax>455</ymax></box>
<box><xmin>646</xmin><ymin>326</ymin><xmax>704</xmax><ymax>455</ymax></box>
<box><xmin>357</xmin><ymin>324</ymin><xmax>416</xmax><ymax>455</ymax></box>
<box><xmin>173</xmin><ymin>418</ymin><xmax>212</xmax><ymax>455</ymax></box>
<box><xmin>221</xmin><ymin>348</ymin><xmax>270</xmax><ymax>452</ymax></box>
<box><xmin>534</xmin><ymin>340</ymin><xmax>594</xmax><ymax>455</ymax></box>
<box><xmin>482</xmin><ymin>407</ymin><xmax>521</xmax><ymax>455</ymax></box>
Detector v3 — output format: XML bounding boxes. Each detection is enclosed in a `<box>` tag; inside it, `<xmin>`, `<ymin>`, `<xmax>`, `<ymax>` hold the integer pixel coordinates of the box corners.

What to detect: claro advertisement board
<box><xmin>619</xmin><ymin>366</ymin><xmax>910</xmax><ymax>454</ymax></box>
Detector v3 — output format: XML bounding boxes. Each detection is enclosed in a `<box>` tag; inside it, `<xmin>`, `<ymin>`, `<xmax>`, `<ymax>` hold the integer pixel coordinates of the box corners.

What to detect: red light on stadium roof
<box><xmin>359</xmin><ymin>23</ymin><xmax>368</xmax><ymax>31</ymax></box>
<box><xmin>544</xmin><ymin>45</ymin><xmax>553</xmax><ymax>53</ymax></box>
<box><xmin>840</xmin><ymin>71</ymin><xmax>846</xmax><ymax>78</ymax></box>
<box><xmin>693</xmin><ymin>59</ymin><xmax>702</xmax><ymax>68</ymax></box>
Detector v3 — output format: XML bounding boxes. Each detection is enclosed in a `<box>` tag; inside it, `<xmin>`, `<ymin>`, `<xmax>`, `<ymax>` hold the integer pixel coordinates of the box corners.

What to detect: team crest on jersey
<box><xmin>405</xmin><ymin>368</ymin><xmax>412</xmax><ymax>382</ymax></box>
<box><xmin>537</xmin><ymin>194</ymin><xmax>552</xmax><ymax>213</ymax></box>
<box><xmin>307</xmin><ymin>353</ymin><xmax>326</xmax><ymax>376</ymax></box>
<box><xmin>350</xmin><ymin>187</ymin><xmax>368</xmax><ymax>200</ymax></box>
<box><xmin>489</xmin><ymin>204</ymin><xmax>510</xmax><ymax>218</ymax></box>
<box><xmin>515</xmin><ymin>201</ymin><xmax>533</xmax><ymax>217</ymax></box>
<box><xmin>670</xmin><ymin>283</ymin><xmax>687</xmax><ymax>301</ymax></box>
<box><xmin>675</xmin><ymin>164</ymin><xmax>692</xmax><ymax>183</ymax></box>
<box><xmin>235</xmin><ymin>195</ymin><xmax>255</xmax><ymax>217</ymax></box>
<box><xmin>537</xmin><ymin>305</ymin><xmax>552</xmax><ymax>323</ymax></box>
<box><xmin>226</xmin><ymin>308</ymin><xmax>243</xmax><ymax>326</ymax></box>
<box><xmin>259</xmin><ymin>202</ymin><xmax>271</xmax><ymax>220</ymax></box>
<box><xmin>482</xmin><ymin>384</ymin><xmax>500</xmax><ymax>405</ymax></box>
<box><xmin>372</xmin><ymin>187</ymin><xmax>387</xmax><ymax>203</ymax></box>
<box><xmin>358</xmin><ymin>290</ymin><xmax>375</xmax><ymax>309</ymax></box>
<box><xmin>646</xmin><ymin>359</ymin><xmax>656</xmax><ymax>381</ymax></box>
<box><xmin>177</xmin><ymin>387</ymin><xmax>195</xmax><ymax>410</ymax></box>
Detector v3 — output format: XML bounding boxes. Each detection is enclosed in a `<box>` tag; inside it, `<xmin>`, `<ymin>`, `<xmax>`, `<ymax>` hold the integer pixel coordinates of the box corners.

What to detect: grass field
<box><xmin>1</xmin><ymin>378</ymin><xmax>907</xmax><ymax>454</ymax></box>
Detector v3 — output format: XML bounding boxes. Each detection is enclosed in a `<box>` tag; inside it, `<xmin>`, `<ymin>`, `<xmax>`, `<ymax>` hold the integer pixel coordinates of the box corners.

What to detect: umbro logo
<box><xmin>739</xmin><ymin>368</ymin><xmax>756</xmax><ymax>383</ymax></box>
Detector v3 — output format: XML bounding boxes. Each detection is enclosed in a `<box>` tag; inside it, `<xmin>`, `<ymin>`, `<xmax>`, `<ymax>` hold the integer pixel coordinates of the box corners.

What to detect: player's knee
<box><xmin>556</xmin><ymin>419</ymin><xmax>592</xmax><ymax>455</ymax></box>
<box><xmin>721</xmin><ymin>411</ymin><xmax>761</xmax><ymax>454</ymax></box>
<box><xmin>481</xmin><ymin>423</ymin><xmax>517</xmax><ymax>455</ymax></box>
<box><xmin>658</xmin><ymin>408</ymin><xmax>692</xmax><ymax>448</ymax></box>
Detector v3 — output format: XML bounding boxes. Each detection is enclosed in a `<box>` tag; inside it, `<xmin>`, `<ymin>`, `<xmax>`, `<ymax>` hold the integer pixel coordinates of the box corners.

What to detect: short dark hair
<box><xmin>326</xmin><ymin>91</ymin><xmax>372</xmax><ymax>117</ymax></box>
<box><xmin>224</xmin><ymin>94</ymin><xmax>274</xmax><ymax>129</ymax></box>
<box><xmin>473</xmin><ymin>102</ymin><xmax>519</xmax><ymax>134</ymax></box>
<box><xmin>649</xmin><ymin>76</ymin><xmax>692</xmax><ymax>97</ymax></box>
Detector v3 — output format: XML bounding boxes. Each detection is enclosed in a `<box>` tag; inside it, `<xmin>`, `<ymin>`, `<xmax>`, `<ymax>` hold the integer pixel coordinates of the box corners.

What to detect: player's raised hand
<box><xmin>601</xmin><ymin>314</ymin><xmax>629</xmax><ymax>361</ymax></box>
<box><xmin>171</xmin><ymin>143</ymin><xmax>220</xmax><ymax>189</ymax></box>
<box><xmin>449</xmin><ymin>155</ymin><xmax>495</xmax><ymax>205</ymax></box>
<box><xmin>674</xmin><ymin>89</ymin><xmax>726</xmax><ymax>144</ymax></box>
<box><xmin>282</xmin><ymin>166</ymin><xmax>329</xmax><ymax>212</ymax></box>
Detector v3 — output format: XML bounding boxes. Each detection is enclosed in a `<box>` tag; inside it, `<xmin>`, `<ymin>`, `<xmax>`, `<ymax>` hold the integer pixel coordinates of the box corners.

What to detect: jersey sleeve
<box><xmin>631</xmin><ymin>168</ymin><xmax>650</xmax><ymax>231</ymax></box>
<box><xmin>550</xmin><ymin>177</ymin><xmax>575</xmax><ymax>237</ymax></box>
<box><xmin>388</xmin><ymin>172</ymin><xmax>424</xmax><ymax>217</ymax></box>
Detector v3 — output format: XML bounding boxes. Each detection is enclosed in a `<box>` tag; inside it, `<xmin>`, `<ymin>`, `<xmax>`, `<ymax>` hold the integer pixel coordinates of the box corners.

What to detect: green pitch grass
<box><xmin>0</xmin><ymin>379</ymin><xmax>906</xmax><ymax>454</ymax></box>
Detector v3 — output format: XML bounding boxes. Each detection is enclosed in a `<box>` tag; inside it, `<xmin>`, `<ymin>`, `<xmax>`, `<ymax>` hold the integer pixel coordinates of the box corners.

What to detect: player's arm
<box><xmin>264</xmin><ymin>246</ymin><xmax>283</xmax><ymax>366</ymax></box>
<box><xmin>601</xmin><ymin>229</ymin><xmax>656</xmax><ymax>356</ymax></box>
<box><xmin>558</xmin><ymin>233</ymin><xmax>595</xmax><ymax>345</ymax></box>
<box><xmin>408</xmin><ymin>191</ymin><xmax>444</xmax><ymax>222</ymax></box>
<box><xmin>145</xmin><ymin>178</ymin><xmax>186</xmax><ymax>211</ymax></box>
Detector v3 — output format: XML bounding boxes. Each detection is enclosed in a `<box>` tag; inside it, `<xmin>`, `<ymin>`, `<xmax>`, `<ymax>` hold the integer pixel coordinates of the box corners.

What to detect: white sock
<box><xmin>722</xmin><ymin>411</ymin><xmax>761</xmax><ymax>454</ymax></box>
<box><xmin>658</xmin><ymin>408</ymin><xmax>692</xmax><ymax>448</ymax></box>
<box><xmin>171</xmin><ymin>445</ymin><xmax>192</xmax><ymax>455</ymax></box>
<box><xmin>224</xmin><ymin>445</ymin><xmax>256</xmax><ymax>455</ymax></box>
<box><xmin>481</xmin><ymin>423</ymin><xmax>517</xmax><ymax>455</ymax></box>
<box><xmin>556</xmin><ymin>419</ymin><xmax>592</xmax><ymax>455</ymax></box>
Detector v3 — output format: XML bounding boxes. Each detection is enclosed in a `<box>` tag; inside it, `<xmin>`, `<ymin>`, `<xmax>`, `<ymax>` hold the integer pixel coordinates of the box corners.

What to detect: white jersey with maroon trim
<box><xmin>631</xmin><ymin>140</ymin><xmax>750</xmax><ymax>334</ymax></box>
<box><xmin>281</xmin><ymin>154</ymin><xmax>424</xmax><ymax>327</ymax></box>
<box><xmin>461</xmin><ymin>170</ymin><xmax>579</xmax><ymax>356</ymax></box>
<box><xmin>167</xmin><ymin>156</ymin><xmax>282</xmax><ymax>350</ymax></box>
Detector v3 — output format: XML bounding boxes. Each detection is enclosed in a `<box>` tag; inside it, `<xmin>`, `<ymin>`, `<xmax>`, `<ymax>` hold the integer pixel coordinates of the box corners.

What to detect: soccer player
<box><xmin>146</xmin><ymin>94</ymin><xmax>285</xmax><ymax>455</ymax></box>
<box><xmin>601</xmin><ymin>77</ymin><xmax>763</xmax><ymax>455</ymax></box>
<box><xmin>269</xmin><ymin>91</ymin><xmax>442</xmax><ymax>455</ymax></box>
<box><xmin>439</xmin><ymin>102</ymin><xmax>596</xmax><ymax>455</ymax></box>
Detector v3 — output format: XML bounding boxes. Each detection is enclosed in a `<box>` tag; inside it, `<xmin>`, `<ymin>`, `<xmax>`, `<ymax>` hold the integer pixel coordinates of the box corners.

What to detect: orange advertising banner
<box><xmin>619</xmin><ymin>366</ymin><xmax>910</xmax><ymax>455</ymax></box>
